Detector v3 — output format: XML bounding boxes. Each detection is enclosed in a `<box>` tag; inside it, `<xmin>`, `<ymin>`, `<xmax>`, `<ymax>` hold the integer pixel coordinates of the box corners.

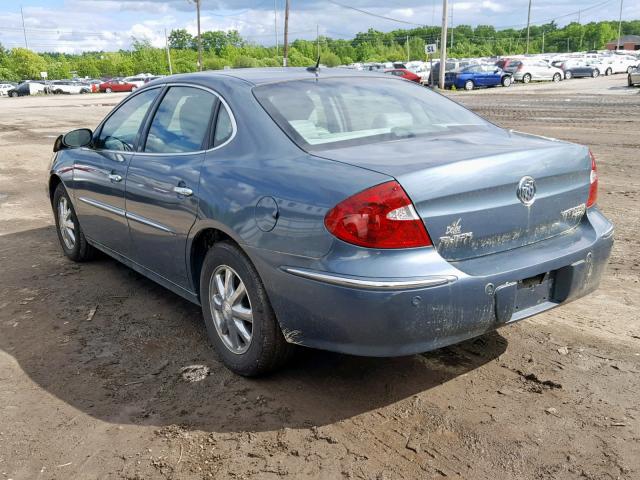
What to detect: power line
<box><xmin>326</xmin><ymin>0</ymin><xmax>424</xmax><ymax>27</ymax></box>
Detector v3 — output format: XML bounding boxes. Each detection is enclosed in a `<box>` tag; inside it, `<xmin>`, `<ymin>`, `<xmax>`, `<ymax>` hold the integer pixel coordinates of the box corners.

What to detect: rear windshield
<box><xmin>253</xmin><ymin>77</ymin><xmax>494</xmax><ymax>150</ymax></box>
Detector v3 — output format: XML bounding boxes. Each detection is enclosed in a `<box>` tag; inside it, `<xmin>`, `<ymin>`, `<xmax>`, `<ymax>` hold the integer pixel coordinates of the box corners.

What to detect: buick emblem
<box><xmin>517</xmin><ymin>176</ymin><xmax>536</xmax><ymax>206</ymax></box>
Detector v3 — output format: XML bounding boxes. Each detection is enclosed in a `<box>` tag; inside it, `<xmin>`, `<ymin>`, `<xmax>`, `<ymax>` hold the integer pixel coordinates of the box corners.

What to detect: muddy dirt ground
<box><xmin>1</xmin><ymin>75</ymin><xmax>639</xmax><ymax>480</ymax></box>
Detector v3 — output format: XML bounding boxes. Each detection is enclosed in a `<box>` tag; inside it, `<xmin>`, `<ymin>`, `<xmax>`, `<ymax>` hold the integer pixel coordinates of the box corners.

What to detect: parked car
<box><xmin>123</xmin><ymin>74</ymin><xmax>155</xmax><ymax>87</ymax></box>
<box><xmin>551</xmin><ymin>61</ymin><xmax>599</xmax><ymax>79</ymax></box>
<box><xmin>48</xmin><ymin>68</ymin><xmax>613</xmax><ymax>376</ymax></box>
<box><xmin>506</xmin><ymin>59</ymin><xmax>564</xmax><ymax>83</ymax></box>
<box><xmin>428</xmin><ymin>60</ymin><xmax>473</xmax><ymax>85</ymax></box>
<box><xmin>384</xmin><ymin>68</ymin><xmax>421</xmax><ymax>83</ymax></box>
<box><xmin>600</xmin><ymin>55</ymin><xmax>638</xmax><ymax>75</ymax></box>
<box><xmin>628</xmin><ymin>67</ymin><xmax>640</xmax><ymax>87</ymax></box>
<box><xmin>99</xmin><ymin>79</ymin><xmax>138</xmax><ymax>93</ymax></box>
<box><xmin>50</xmin><ymin>80</ymin><xmax>91</xmax><ymax>94</ymax></box>
<box><xmin>0</xmin><ymin>82</ymin><xmax>16</xmax><ymax>96</ymax></box>
<box><xmin>446</xmin><ymin>64</ymin><xmax>512</xmax><ymax>90</ymax></box>
<box><xmin>7</xmin><ymin>81</ymin><xmax>46</xmax><ymax>97</ymax></box>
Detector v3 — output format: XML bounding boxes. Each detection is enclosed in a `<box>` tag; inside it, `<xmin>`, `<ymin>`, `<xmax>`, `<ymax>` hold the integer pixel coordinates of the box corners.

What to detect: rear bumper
<box><xmin>247</xmin><ymin>209</ymin><xmax>613</xmax><ymax>357</ymax></box>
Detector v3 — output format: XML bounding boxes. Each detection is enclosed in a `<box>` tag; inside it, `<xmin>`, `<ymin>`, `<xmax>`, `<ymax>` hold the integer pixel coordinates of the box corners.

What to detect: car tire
<box><xmin>564</xmin><ymin>71</ymin><xmax>572</xmax><ymax>80</ymax></box>
<box><xmin>606</xmin><ymin>68</ymin><xmax>612</xmax><ymax>76</ymax></box>
<box><xmin>593</xmin><ymin>69</ymin><xmax>600</xmax><ymax>78</ymax></box>
<box><xmin>501</xmin><ymin>76</ymin><xmax>512</xmax><ymax>87</ymax></box>
<box><xmin>53</xmin><ymin>183</ymin><xmax>96</xmax><ymax>262</ymax></box>
<box><xmin>628</xmin><ymin>66</ymin><xmax>634</xmax><ymax>74</ymax></box>
<box><xmin>9</xmin><ymin>91</ymin><xmax>17</xmax><ymax>97</ymax></box>
<box><xmin>553</xmin><ymin>73</ymin><xmax>561</xmax><ymax>83</ymax></box>
<box><xmin>523</xmin><ymin>73</ymin><xmax>532</xmax><ymax>84</ymax></box>
<box><xmin>131</xmin><ymin>86</ymin><xmax>138</xmax><ymax>92</ymax></box>
<box><xmin>105</xmin><ymin>87</ymin><xmax>112</xmax><ymax>93</ymax></box>
<box><xmin>464</xmin><ymin>80</ymin><xmax>474</xmax><ymax>91</ymax></box>
<box><xmin>199</xmin><ymin>241</ymin><xmax>293</xmax><ymax>376</ymax></box>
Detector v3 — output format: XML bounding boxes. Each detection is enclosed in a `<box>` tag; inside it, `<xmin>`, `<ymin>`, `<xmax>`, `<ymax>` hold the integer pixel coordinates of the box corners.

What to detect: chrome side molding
<box><xmin>282</xmin><ymin>267</ymin><xmax>456</xmax><ymax>290</ymax></box>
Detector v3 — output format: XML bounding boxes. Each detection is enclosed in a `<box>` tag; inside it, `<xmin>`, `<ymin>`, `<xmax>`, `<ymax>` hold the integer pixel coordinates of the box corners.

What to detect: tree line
<box><xmin>0</xmin><ymin>20</ymin><xmax>638</xmax><ymax>82</ymax></box>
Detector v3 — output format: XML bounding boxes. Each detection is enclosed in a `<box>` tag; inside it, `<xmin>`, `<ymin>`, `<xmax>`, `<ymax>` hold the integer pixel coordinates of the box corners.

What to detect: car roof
<box><xmin>156</xmin><ymin>67</ymin><xmax>388</xmax><ymax>87</ymax></box>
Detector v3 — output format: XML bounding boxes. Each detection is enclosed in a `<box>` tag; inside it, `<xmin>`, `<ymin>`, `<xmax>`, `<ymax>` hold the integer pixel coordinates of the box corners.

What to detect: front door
<box><xmin>73</xmin><ymin>87</ymin><xmax>160</xmax><ymax>256</ymax></box>
<box><xmin>125</xmin><ymin>85</ymin><xmax>218</xmax><ymax>288</ymax></box>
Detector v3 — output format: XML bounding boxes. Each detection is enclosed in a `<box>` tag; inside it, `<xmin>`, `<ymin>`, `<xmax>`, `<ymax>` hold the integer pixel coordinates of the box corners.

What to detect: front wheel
<box><xmin>199</xmin><ymin>241</ymin><xmax>293</xmax><ymax>376</ymax></box>
<box><xmin>53</xmin><ymin>183</ymin><xmax>96</xmax><ymax>262</ymax></box>
<box><xmin>464</xmin><ymin>80</ymin><xmax>474</xmax><ymax>91</ymax></box>
<box><xmin>501</xmin><ymin>76</ymin><xmax>512</xmax><ymax>87</ymax></box>
<box><xmin>553</xmin><ymin>73</ymin><xmax>561</xmax><ymax>83</ymax></box>
<box><xmin>522</xmin><ymin>73</ymin><xmax>532</xmax><ymax>84</ymax></box>
<box><xmin>564</xmin><ymin>71</ymin><xmax>572</xmax><ymax>80</ymax></box>
<box><xmin>592</xmin><ymin>69</ymin><xmax>600</xmax><ymax>78</ymax></box>
<box><xmin>606</xmin><ymin>68</ymin><xmax>612</xmax><ymax>76</ymax></box>
<box><xmin>105</xmin><ymin>87</ymin><xmax>112</xmax><ymax>93</ymax></box>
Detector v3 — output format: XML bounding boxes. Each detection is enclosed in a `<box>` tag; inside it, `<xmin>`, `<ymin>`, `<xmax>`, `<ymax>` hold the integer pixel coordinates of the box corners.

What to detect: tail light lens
<box><xmin>587</xmin><ymin>150</ymin><xmax>598</xmax><ymax>208</ymax></box>
<box><xmin>324</xmin><ymin>181</ymin><xmax>432</xmax><ymax>249</ymax></box>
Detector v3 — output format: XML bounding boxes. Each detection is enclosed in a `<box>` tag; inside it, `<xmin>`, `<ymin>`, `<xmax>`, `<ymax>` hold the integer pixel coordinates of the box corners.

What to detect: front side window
<box><xmin>254</xmin><ymin>77</ymin><xmax>494</xmax><ymax>151</ymax></box>
<box><xmin>95</xmin><ymin>88</ymin><xmax>159</xmax><ymax>151</ymax></box>
<box><xmin>144</xmin><ymin>86</ymin><xmax>217</xmax><ymax>153</ymax></box>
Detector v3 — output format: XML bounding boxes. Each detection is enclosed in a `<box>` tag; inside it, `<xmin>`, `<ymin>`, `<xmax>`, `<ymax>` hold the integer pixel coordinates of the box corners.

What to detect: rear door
<box><xmin>125</xmin><ymin>85</ymin><xmax>219</xmax><ymax>288</ymax></box>
<box><xmin>73</xmin><ymin>87</ymin><xmax>160</xmax><ymax>256</ymax></box>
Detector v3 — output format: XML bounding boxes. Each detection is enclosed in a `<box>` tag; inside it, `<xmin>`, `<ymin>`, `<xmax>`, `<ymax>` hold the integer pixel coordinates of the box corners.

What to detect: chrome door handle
<box><xmin>173</xmin><ymin>186</ymin><xmax>193</xmax><ymax>197</ymax></box>
<box><xmin>108</xmin><ymin>174</ymin><xmax>123</xmax><ymax>182</ymax></box>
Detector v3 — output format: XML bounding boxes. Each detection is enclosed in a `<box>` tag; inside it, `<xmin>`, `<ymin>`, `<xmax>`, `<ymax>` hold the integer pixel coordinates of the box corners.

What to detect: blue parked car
<box><xmin>446</xmin><ymin>64</ymin><xmax>513</xmax><ymax>90</ymax></box>
<box><xmin>48</xmin><ymin>68</ymin><xmax>613</xmax><ymax>375</ymax></box>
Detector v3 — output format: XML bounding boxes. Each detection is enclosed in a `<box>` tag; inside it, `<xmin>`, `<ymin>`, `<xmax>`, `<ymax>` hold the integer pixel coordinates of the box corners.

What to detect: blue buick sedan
<box><xmin>48</xmin><ymin>68</ymin><xmax>613</xmax><ymax>375</ymax></box>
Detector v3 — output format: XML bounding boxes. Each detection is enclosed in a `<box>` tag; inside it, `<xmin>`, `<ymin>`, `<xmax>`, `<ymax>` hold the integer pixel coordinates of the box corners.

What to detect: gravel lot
<box><xmin>1</xmin><ymin>74</ymin><xmax>639</xmax><ymax>480</ymax></box>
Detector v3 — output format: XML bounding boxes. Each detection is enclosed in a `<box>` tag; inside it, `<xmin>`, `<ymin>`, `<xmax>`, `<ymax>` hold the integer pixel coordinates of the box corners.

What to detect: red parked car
<box><xmin>384</xmin><ymin>68</ymin><xmax>421</xmax><ymax>83</ymax></box>
<box><xmin>99</xmin><ymin>79</ymin><xmax>138</xmax><ymax>93</ymax></box>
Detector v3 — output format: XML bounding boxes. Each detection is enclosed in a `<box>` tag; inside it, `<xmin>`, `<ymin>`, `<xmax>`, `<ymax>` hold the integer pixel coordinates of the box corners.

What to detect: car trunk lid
<box><xmin>313</xmin><ymin>129</ymin><xmax>591</xmax><ymax>261</ymax></box>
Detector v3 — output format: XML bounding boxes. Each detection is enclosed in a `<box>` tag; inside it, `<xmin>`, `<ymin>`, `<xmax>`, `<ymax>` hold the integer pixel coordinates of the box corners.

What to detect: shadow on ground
<box><xmin>0</xmin><ymin>227</ymin><xmax>507</xmax><ymax>433</ymax></box>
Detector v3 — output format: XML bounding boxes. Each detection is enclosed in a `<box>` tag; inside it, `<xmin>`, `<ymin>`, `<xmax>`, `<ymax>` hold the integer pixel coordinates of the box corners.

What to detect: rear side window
<box><xmin>144</xmin><ymin>86</ymin><xmax>217</xmax><ymax>153</ymax></box>
<box><xmin>213</xmin><ymin>104</ymin><xmax>234</xmax><ymax>147</ymax></box>
<box><xmin>95</xmin><ymin>88</ymin><xmax>159</xmax><ymax>151</ymax></box>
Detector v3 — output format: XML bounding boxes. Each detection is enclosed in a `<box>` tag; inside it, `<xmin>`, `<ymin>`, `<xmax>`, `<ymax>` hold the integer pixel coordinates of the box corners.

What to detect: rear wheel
<box><xmin>501</xmin><ymin>76</ymin><xmax>512</xmax><ymax>87</ymax></box>
<box><xmin>53</xmin><ymin>183</ymin><xmax>96</xmax><ymax>262</ymax></box>
<box><xmin>131</xmin><ymin>86</ymin><xmax>138</xmax><ymax>92</ymax></box>
<box><xmin>199</xmin><ymin>241</ymin><xmax>292</xmax><ymax>376</ymax></box>
<box><xmin>522</xmin><ymin>73</ymin><xmax>532</xmax><ymax>84</ymax></box>
<box><xmin>464</xmin><ymin>80</ymin><xmax>474</xmax><ymax>91</ymax></box>
<box><xmin>552</xmin><ymin>73</ymin><xmax>561</xmax><ymax>83</ymax></box>
<box><xmin>592</xmin><ymin>69</ymin><xmax>600</xmax><ymax>78</ymax></box>
<box><xmin>105</xmin><ymin>87</ymin><xmax>112</xmax><ymax>93</ymax></box>
<box><xmin>606</xmin><ymin>68</ymin><xmax>612</xmax><ymax>76</ymax></box>
<box><xmin>564</xmin><ymin>71</ymin><xmax>572</xmax><ymax>80</ymax></box>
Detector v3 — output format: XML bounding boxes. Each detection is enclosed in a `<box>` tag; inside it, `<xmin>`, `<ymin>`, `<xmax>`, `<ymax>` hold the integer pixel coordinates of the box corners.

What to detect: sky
<box><xmin>0</xmin><ymin>0</ymin><xmax>638</xmax><ymax>53</ymax></box>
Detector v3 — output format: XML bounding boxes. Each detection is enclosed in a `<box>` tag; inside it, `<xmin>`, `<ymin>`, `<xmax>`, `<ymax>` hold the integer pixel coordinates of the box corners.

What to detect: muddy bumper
<box><xmin>248</xmin><ymin>209</ymin><xmax>614</xmax><ymax>357</ymax></box>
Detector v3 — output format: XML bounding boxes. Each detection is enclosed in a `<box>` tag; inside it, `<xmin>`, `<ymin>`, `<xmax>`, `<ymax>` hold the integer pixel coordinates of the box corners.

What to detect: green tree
<box><xmin>168</xmin><ymin>29</ymin><xmax>194</xmax><ymax>50</ymax></box>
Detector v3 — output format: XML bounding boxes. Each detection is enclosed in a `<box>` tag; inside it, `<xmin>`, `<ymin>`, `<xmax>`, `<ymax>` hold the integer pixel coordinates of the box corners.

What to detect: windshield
<box><xmin>253</xmin><ymin>77</ymin><xmax>495</xmax><ymax>150</ymax></box>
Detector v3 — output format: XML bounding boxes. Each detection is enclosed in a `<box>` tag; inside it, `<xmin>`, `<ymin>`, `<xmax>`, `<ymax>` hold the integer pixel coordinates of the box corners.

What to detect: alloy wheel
<box><xmin>58</xmin><ymin>196</ymin><xmax>75</xmax><ymax>250</ymax></box>
<box><xmin>209</xmin><ymin>265</ymin><xmax>253</xmax><ymax>354</ymax></box>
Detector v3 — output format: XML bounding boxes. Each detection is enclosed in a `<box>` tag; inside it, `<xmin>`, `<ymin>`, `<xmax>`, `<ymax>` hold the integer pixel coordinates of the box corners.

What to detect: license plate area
<box><xmin>515</xmin><ymin>272</ymin><xmax>555</xmax><ymax>312</ymax></box>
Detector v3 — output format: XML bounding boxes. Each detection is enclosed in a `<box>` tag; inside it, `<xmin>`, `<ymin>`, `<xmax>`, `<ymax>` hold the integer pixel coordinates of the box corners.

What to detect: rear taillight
<box><xmin>324</xmin><ymin>181</ymin><xmax>432</xmax><ymax>249</ymax></box>
<box><xmin>587</xmin><ymin>150</ymin><xmax>598</xmax><ymax>208</ymax></box>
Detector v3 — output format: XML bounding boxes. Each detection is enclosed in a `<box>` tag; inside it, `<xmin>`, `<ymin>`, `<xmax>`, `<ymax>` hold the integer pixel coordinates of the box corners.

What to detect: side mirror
<box><xmin>54</xmin><ymin>128</ymin><xmax>93</xmax><ymax>152</ymax></box>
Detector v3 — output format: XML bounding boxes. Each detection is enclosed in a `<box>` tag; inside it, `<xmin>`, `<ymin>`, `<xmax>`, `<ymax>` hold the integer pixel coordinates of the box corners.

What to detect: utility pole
<box><xmin>164</xmin><ymin>28</ymin><xmax>173</xmax><ymax>75</ymax></box>
<box><xmin>196</xmin><ymin>0</ymin><xmax>202</xmax><ymax>70</ymax></box>
<box><xmin>283</xmin><ymin>0</ymin><xmax>290</xmax><ymax>66</ymax></box>
<box><xmin>406</xmin><ymin>35</ymin><xmax>410</xmax><ymax>62</ymax></box>
<box><xmin>567</xmin><ymin>37</ymin><xmax>570</xmax><ymax>52</ymax></box>
<box><xmin>616</xmin><ymin>0</ymin><xmax>624</xmax><ymax>50</ymax></box>
<box><xmin>526</xmin><ymin>0</ymin><xmax>532</xmax><ymax>54</ymax></box>
<box><xmin>20</xmin><ymin>6</ymin><xmax>28</xmax><ymax>49</ymax></box>
<box><xmin>450</xmin><ymin>2</ymin><xmax>454</xmax><ymax>50</ymax></box>
<box><xmin>542</xmin><ymin>30</ymin><xmax>545</xmax><ymax>53</ymax></box>
<box><xmin>439</xmin><ymin>0</ymin><xmax>448</xmax><ymax>89</ymax></box>
<box><xmin>274</xmin><ymin>0</ymin><xmax>279</xmax><ymax>57</ymax></box>
<box><xmin>317</xmin><ymin>24</ymin><xmax>320</xmax><ymax>59</ymax></box>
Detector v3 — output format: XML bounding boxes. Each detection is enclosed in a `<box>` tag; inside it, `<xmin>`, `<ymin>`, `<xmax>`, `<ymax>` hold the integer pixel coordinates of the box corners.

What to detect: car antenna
<box><xmin>307</xmin><ymin>55</ymin><xmax>321</xmax><ymax>75</ymax></box>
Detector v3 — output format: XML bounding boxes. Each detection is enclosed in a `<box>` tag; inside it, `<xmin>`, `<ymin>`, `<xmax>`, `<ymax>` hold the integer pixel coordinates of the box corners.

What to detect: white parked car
<box><xmin>123</xmin><ymin>74</ymin><xmax>155</xmax><ymax>87</ymax></box>
<box><xmin>600</xmin><ymin>55</ymin><xmax>638</xmax><ymax>75</ymax></box>
<box><xmin>0</xmin><ymin>83</ymin><xmax>15</xmax><ymax>96</ymax></box>
<box><xmin>49</xmin><ymin>81</ymin><xmax>90</xmax><ymax>94</ymax></box>
<box><xmin>505</xmin><ymin>59</ymin><xmax>564</xmax><ymax>83</ymax></box>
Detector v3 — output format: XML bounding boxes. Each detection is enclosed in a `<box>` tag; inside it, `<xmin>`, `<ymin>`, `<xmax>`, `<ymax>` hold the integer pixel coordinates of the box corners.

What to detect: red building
<box><xmin>606</xmin><ymin>35</ymin><xmax>640</xmax><ymax>51</ymax></box>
